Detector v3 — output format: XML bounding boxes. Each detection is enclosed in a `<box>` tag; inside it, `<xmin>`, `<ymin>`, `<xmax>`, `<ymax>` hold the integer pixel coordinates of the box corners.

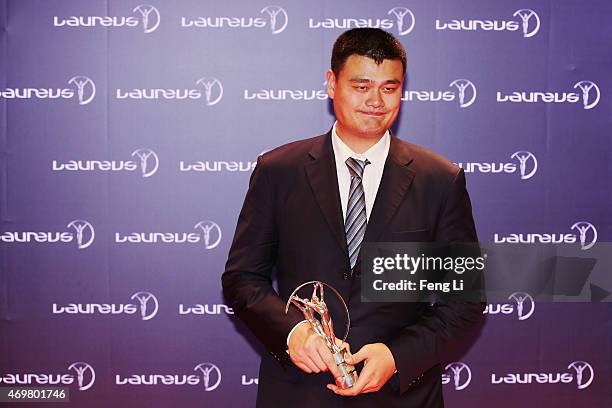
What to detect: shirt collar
<box><xmin>331</xmin><ymin>121</ymin><xmax>390</xmax><ymax>165</ymax></box>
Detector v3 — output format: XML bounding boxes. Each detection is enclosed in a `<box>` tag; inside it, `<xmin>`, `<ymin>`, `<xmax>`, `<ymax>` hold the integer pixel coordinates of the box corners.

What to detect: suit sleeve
<box><xmin>222</xmin><ymin>155</ymin><xmax>304</xmax><ymax>362</ymax></box>
<box><xmin>386</xmin><ymin>168</ymin><xmax>486</xmax><ymax>394</ymax></box>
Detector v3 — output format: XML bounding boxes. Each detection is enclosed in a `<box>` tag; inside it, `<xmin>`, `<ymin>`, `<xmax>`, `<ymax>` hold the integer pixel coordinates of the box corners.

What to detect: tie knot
<box><xmin>346</xmin><ymin>157</ymin><xmax>370</xmax><ymax>178</ymax></box>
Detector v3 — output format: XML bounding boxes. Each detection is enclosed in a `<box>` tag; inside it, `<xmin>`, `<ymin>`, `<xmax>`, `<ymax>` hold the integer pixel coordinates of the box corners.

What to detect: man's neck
<box><xmin>336</xmin><ymin>126</ymin><xmax>385</xmax><ymax>154</ymax></box>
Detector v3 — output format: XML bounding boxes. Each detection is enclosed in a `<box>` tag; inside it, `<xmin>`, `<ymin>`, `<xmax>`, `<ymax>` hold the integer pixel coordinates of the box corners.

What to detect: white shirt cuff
<box><xmin>286</xmin><ymin>320</ymin><xmax>309</xmax><ymax>349</ymax></box>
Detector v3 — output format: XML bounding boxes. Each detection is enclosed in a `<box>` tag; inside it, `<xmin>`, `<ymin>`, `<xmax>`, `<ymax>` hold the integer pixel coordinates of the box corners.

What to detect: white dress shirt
<box><xmin>331</xmin><ymin>122</ymin><xmax>391</xmax><ymax>222</ymax></box>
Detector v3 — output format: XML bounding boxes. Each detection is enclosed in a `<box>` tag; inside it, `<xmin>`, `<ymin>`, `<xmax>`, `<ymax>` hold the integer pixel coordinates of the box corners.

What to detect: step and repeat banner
<box><xmin>0</xmin><ymin>0</ymin><xmax>610</xmax><ymax>407</ymax></box>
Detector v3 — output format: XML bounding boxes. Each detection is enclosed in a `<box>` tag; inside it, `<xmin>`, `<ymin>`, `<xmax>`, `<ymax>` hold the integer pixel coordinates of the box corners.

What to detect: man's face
<box><xmin>326</xmin><ymin>55</ymin><xmax>404</xmax><ymax>140</ymax></box>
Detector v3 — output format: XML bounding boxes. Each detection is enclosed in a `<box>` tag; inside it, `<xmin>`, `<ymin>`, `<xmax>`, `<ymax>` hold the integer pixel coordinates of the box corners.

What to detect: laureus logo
<box><xmin>244</xmin><ymin>80</ymin><xmax>328</xmax><ymax>101</ymax></box>
<box><xmin>132</xmin><ymin>4</ymin><xmax>161</xmax><ymax>33</ymax></box>
<box><xmin>52</xmin><ymin>148</ymin><xmax>160</xmax><ymax>178</ymax></box>
<box><xmin>52</xmin><ymin>291</ymin><xmax>159</xmax><ymax>320</ymax></box>
<box><xmin>196</xmin><ymin>77</ymin><xmax>224</xmax><ymax>106</ymax></box>
<box><xmin>497</xmin><ymin>80</ymin><xmax>599</xmax><ymax>109</ymax></box>
<box><xmin>456</xmin><ymin>150</ymin><xmax>537</xmax><ymax>180</ymax></box>
<box><xmin>0</xmin><ymin>220</ymin><xmax>95</xmax><ymax>248</ymax></box>
<box><xmin>53</xmin><ymin>5</ymin><xmax>160</xmax><ymax>34</ymax></box>
<box><xmin>436</xmin><ymin>8</ymin><xmax>540</xmax><ymax>38</ymax></box>
<box><xmin>66</xmin><ymin>219</ymin><xmax>96</xmax><ymax>249</ymax></box>
<box><xmin>194</xmin><ymin>221</ymin><xmax>222</xmax><ymax>249</ymax></box>
<box><xmin>568</xmin><ymin>361</ymin><xmax>594</xmax><ymax>389</ymax></box>
<box><xmin>194</xmin><ymin>363</ymin><xmax>222</xmax><ymax>391</ymax></box>
<box><xmin>508</xmin><ymin>292</ymin><xmax>535</xmax><ymax>320</ymax></box>
<box><xmin>442</xmin><ymin>362</ymin><xmax>471</xmax><ymax>390</ymax></box>
<box><xmin>131</xmin><ymin>148</ymin><xmax>159</xmax><ymax>178</ymax></box>
<box><xmin>492</xmin><ymin>361</ymin><xmax>594</xmax><ymax>389</ymax></box>
<box><xmin>68</xmin><ymin>362</ymin><xmax>96</xmax><ymax>391</ymax></box>
<box><xmin>179</xmin><ymin>159</ymin><xmax>257</xmax><ymax>172</ymax></box>
<box><xmin>115</xmin><ymin>362</ymin><xmax>222</xmax><ymax>387</ymax></box>
<box><xmin>510</xmin><ymin>151</ymin><xmax>538</xmax><ymax>180</ymax></box>
<box><xmin>68</xmin><ymin>76</ymin><xmax>96</xmax><ymax>105</ymax></box>
<box><xmin>449</xmin><ymin>79</ymin><xmax>477</xmax><ymax>108</ymax></box>
<box><xmin>115</xmin><ymin>77</ymin><xmax>223</xmax><ymax>104</ymax></box>
<box><xmin>387</xmin><ymin>7</ymin><xmax>415</xmax><ymax>36</ymax></box>
<box><xmin>0</xmin><ymin>362</ymin><xmax>96</xmax><ymax>391</ymax></box>
<box><xmin>402</xmin><ymin>78</ymin><xmax>476</xmax><ymax>108</ymax></box>
<box><xmin>179</xmin><ymin>303</ymin><xmax>234</xmax><ymax>315</ymax></box>
<box><xmin>573</xmin><ymin>81</ymin><xmax>600</xmax><ymax>110</ymax></box>
<box><xmin>483</xmin><ymin>292</ymin><xmax>535</xmax><ymax>321</ymax></box>
<box><xmin>260</xmin><ymin>6</ymin><xmax>289</xmax><ymax>34</ymax></box>
<box><xmin>181</xmin><ymin>6</ymin><xmax>287</xmax><ymax>34</ymax></box>
<box><xmin>308</xmin><ymin>7</ymin><xmax>415</xmax><ymax>36</ymax></box>
<box><xmin>570</xmin><ymin>222</ymin><xmax>597</xmax><ymax>250</ymax></box>
<box><xmin>130</xmin><ymin>291</ymin><xmax>159</xmax><ymax>320</ymax></box>
<box><xmin>493</xmin><ymin>221</ymin><xmax>597</xmax><ymax>250</ymax></box>
<box><xmin>0</xmin><ymin>75</ymin><xmax>97</xmax><ymax>104</ymax></box>
<box><xmin>115</xmin><ymin>220</ymin><xmax>222</xmax><ymax>247</ymax></box>
<box><xmin>512</xmin><ymin>9</ymin><xmax>540</xmax><ymax>38</ymax></box>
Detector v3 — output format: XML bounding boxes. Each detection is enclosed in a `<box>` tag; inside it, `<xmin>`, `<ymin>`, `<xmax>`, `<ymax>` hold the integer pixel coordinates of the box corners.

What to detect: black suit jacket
<box><xmin>222</xmin><ymin>131</ymin><xmax>485</xmax><ymax>407</ymax></box>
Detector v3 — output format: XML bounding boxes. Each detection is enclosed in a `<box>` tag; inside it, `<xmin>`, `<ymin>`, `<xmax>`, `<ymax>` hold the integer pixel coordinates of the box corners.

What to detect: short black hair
<box><xmin>331</xmin><ymin>28</ymin><xmax>407</xmax><ymax>77</ymax></box>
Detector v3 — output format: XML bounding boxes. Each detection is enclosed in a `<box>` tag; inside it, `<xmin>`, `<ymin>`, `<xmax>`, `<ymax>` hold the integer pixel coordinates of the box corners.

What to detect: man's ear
<box><xmin>325</xmin><ymin>69</ymin><xmax>336</xmax><ymax>99</ymax></box>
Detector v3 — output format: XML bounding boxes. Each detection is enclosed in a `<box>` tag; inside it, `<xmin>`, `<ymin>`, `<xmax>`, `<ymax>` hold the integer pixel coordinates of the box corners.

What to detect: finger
<box><xmin>302</xmin><ymin>337</ymin><xmax>328</xmax><ymax>372</ymax></box>
<box><xmin>359</xmin><ymin>378</ymin><xmax>383</xmax><ymax>394</ymax></box>
<box><xmin>346</xmin><ymin>347</ymin><xmax>368</xmax><ymax>365</ymax></box>
<box><xmin>306</xmin><ymin>354</ymin><xmax>326</xmax><ymax>373</ymax></box>
<box><xmin>334</xmin><ymin>338</ymin><xmax>351</xmax><ymax>355</ymax></box>
<box><xmin>294</xmin><ymin>352</ymin><xmax>322</xmax><ymax>373</ymax></box>
<box><xmin>342</xmin><ymin>343</ymin><xmax>353</xmax><ymax>361</ymax></box>
<box><xmin>344</xmin><ymin>342</ymin><xmax>352</xmax><ymax>355</ymax></box>
<box><xmin>310</xmin><ymin>350</ymin><xmax>328</xmax><ymax>372</ymax></box>
<box><xmin>334</xmin><ymin>340</ymin><xmax>353</xmax><ymax>368</ymax></box>
<box><xmin>360</xmin><ymin>385</ymin><xmax>381</xmax><ymax>394</ymax></box>
<box><xmin>318</xmin><ymin>347</ymin><xmax>342</xmax><ymax>379</ymax></box>
<box><xmin>329</xmin><ymin>353</ymin><xmax>383</xmax><ymax>396</ymax></box>
<box><xmin>357</xmin><ymin>361</ymin><xmax>388</xmax><ymax>393</ymax></box>
<box><xmin>294</xmin><ymin>361</ymin><xmax>312</xmax><ymax>373</ymax></box>
<box><xmin>327</xmin><ymin>368</ymin><xmax>370</xmax><ymax>396</ymax></box>
<box><xmin>327</xmin><ymin>378</ymin><xmax>367</xmax><ymax>396</ymax></box>
<box><xmin>313</xmin><ymin>342</ymin><xmax>333</xmax><ymax>372</ymax></box>
<box><xmin>355</xmin><ymin>361</ymin><xmax>386</xmax><ymax>394</ymax></box>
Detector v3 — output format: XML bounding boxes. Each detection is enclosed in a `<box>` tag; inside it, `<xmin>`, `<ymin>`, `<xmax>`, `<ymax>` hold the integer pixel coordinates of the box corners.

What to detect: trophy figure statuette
<box><xmin>285</xmin><ymin>281</ymin><xmax>358</xmax><ymax>389</ymax></box>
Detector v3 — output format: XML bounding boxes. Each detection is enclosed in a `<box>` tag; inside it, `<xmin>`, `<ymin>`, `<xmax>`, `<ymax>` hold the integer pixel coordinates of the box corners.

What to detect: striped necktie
<box><xmin>345</xmin><ymin>157</ymin><xmax>370</xmax><ymax>277</ymax></box>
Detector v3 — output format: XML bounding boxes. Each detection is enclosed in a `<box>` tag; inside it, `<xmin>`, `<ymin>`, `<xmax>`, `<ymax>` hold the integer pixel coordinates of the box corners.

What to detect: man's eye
<box><xmin>355</xmin><ymin>86</ymin><xmax>368</xmax><ymax>91</ymax></box>
<box><xmin>383</xmin><ymin>87</ymin><xmax>398</xmax><ymax>93</ymax></box>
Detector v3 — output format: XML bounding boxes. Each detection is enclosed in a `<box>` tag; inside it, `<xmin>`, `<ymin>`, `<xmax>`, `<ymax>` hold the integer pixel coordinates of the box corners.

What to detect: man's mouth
<box><xmin>358</xmin><ymin>110</ymin><xmax>386</xmax><ymax>117</ymax></box>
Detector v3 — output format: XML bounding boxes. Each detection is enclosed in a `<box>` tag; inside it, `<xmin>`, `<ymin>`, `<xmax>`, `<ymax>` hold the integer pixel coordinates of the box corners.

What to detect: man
<box><xmin>223</xmin><ymin>28</ymin><xmax>485</xmax><ymax>407</ymax></box>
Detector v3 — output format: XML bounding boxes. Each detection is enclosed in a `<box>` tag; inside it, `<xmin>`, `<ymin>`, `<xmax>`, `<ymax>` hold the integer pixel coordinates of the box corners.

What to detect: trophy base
<box><xmin>333</xmin><ymin>347</ymin><xmax>358</xmax><ymax>389</ymax></box>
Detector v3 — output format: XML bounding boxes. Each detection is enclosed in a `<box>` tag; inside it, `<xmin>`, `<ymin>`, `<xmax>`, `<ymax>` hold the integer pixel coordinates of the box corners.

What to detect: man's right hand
<box><xmin>287</xmin><ymin>321</ymin><xmax>351</xmax><ymax>381</ymax></box>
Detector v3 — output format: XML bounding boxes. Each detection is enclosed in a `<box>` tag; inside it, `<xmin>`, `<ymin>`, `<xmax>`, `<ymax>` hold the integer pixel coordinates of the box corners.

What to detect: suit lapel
<box><xmin>365</xmin><ymin>135</ymin><xmax>415</xmax><ymax>242</ymax></box>
<box><xmin>305</xmin><ymin>132</ymin><xmax>416</xmax><ymax>261</ymax></box>
<box><xmin>305</xmin><ymin>132</ymin><xmax>348</xmax><ymax>256</ymax></box>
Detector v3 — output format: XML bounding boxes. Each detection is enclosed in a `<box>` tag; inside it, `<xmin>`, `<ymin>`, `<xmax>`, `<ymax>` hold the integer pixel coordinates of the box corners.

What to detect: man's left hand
<box><xmin>326</xmin><ymin>343</ymin><xmax>396</xmax><ymax>396</ymax></box>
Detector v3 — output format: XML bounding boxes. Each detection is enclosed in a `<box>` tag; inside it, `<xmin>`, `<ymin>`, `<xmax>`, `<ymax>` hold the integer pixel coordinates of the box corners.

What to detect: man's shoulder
<box><xmin>393</xmin><ymin>136</ymin><xmax>460</xmax><ymax>179</ymax></box>
<box><xmin>259</xmin><ymin>133</ymin><xmax>327</xmax><ymax>168</ymax></box>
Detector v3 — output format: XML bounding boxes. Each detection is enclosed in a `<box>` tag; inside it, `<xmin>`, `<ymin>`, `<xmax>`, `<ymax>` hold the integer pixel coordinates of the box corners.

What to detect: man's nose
<box><xmin>365</xmin><ymin>89</ymin><xmax>384</xmax><ymax>108</ymax></box>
